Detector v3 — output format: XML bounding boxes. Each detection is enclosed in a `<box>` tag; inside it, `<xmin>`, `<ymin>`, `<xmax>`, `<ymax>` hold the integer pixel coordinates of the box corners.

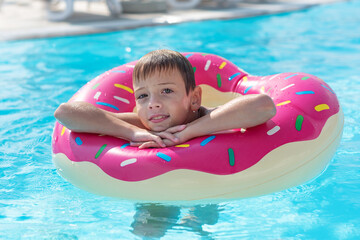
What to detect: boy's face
<box><xmin>133</xmin><ymin>68</ymin><xmax>198</xmax><ymax>132</ymax></box>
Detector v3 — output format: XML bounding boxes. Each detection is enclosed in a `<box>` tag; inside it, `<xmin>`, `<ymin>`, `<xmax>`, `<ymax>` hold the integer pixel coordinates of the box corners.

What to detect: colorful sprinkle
<box><xmin>193</xmin><ymin>67</ymin><xmax>196</xmax><ymax>73</ymax></box>
<box><xmin>175</xmin><ymin>144</ymin><xmax>190</xmax><ymax>147</ymax></box>
<box><xmin>296</xmin><ymin>91</ymin><xmax>315</xmax><ymax>95</ymax></box>
<box><xmin>96</xmin><ymin>102</ymin><xmax>119</xmax><ymax>111</ymax></box>
<box><xmin>61</xmin><ymin>126</ymin><xmax>66</xmax><ymax>136</ymax></box>
<box><xmin>301</xmin><ymin>76</ymin><xmax>310</xmax><ymax>80</ymax></box>
<box><xmin>219</xmin><ymin>62</ymin><xmax>227</xmax><ymax>69</ymax></box>
<box><xmin>112</xmin><ymin>70</ymin><xmax>126</xmax><ymax>73</ymax></box>
<box><xmin>276</xmin><ymin>100</ymin><xmax>291</xmax><ymax>106</ymax></box>
<box><xmin>244</xmin><ymin>86</ymin><xmax>252</xmax><ymax>94</ymax></box>
<box><xmin>125</xmin><ymin>64</ymin><xmax>135</xmax><ymax>68</ymax></box>
<box><xmin>269</xmin><ymin>74</ymin><xmax>280</xmax><ymax>80</ymax></box>
<box><xmin>321</xmin><ymin>84</ymin><xmax>335</xmax><ymax>94</ymax></box>
<box><xmin>201</xmin><ymin>53</ymin><xmax>209</xmax><ymax>56</ymax></box>
<box><xmin>280</xmin><ymin>84</ymin><xmax>295</xmax><ymax>91</ymax></box>
<box><xmin>114</xmin><ymin>96</ymin><xmax>130</xmax><ymax>104</ymax></box>
<box><xmin>228</xmin><ymin>148</ymin><xmax>235</xmax><ymax>166</ymax></box>
<box><xmin>114</xmin><ymin>84</ymin><xmax>134</xmax><ymax>94</ymax></box>
<box><xmin>201</xmin><ymin>136</ymin><xmax>216</xmax><ymax>146</ymax></box>
<box><xmin>156</xmin><ymin>152</ymin><xmax>171</xmax><ymax>162</ymax></box>
<box><xmin>229</xmin><ymin>72</ymin><xmax>241</xmax><ymax>81</ymax></box>
<box><xmin>295</xmin><ymin>115</ymin><xmax>304</xmax><ymax>131</ymax></box>
<box><xmin>260</xmin><ymin>86</ymin><xmax>265</xmax><ymax>93</ymax></box>
<box><xmin>217</xmin><ymin>74</ymin><xmax>222</xmax><ymax>88</ymax></box>
<box><xmin>120</xmin><ymin>143</ymin><xmax>130</xmax><ymax>149</ymax></box>
<box><xmin>241</xmin><ymin>76</ymin><xmax>248</xmax><ymax>83</ymax></box>
<box><xmin>94</xmin><ymin>91</ymin><xmax>101</xmax><ymax>100</ymax></box>
<box><xmin>267</xmin><ymin>126</ymin><xmax>280</xmax><ymax>136</ymax></box>
<box><xmin>95</xmin><ymin>144</ymin><xmax>107</xmax><ymax>159</ymax></box>
<box><xmin>75</xmin><ymin>137</ymin><xmax>83</xmax><ymax>145</ymax></box>
<box><xmin>285</xmin><ymin>74</ymin><xmax>298</xmax><ymax>80</ymax></box>
<box><xmin>120</xmin><ymin>158</ymin><xmax>137</xmax><ymax>167</ymax></box>
<box><xmin>315</xmin><ymin>104</ymin><xmax>330</xmax><ymax>112</ymax></box>
<box><xmin>92</xmin><ymin>83</ymin><xmax>100</xmax><ymax>90</ymax></box>
<box><xmin>205</xmin><ymin>60</ymin><xmax>211</xmax><ymax>71</ymax></box>
<box><xmin>185</xmin><ymin>54</ymin><xmax>194</xmax><ymax>58</ymax></box>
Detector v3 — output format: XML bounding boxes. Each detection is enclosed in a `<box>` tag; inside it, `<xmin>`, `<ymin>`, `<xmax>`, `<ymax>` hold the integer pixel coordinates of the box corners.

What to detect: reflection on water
<box><xmin>131</xmin><ymin>204</ymin><xmax>219</xmax><ymax>239</ymax></box>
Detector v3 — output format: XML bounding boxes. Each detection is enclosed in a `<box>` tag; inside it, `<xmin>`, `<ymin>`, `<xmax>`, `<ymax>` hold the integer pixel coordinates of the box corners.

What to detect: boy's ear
<box><xmin>190</xmin><ymin>86</ymin><xmax>202</xmax><ymax>111</ymax></box>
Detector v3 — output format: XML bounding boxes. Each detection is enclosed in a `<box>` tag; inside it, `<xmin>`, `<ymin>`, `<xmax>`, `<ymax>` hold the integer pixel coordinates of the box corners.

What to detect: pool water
<box><xmin>1</xmin><ymin>0</ymin><xmax>360</xmax><ymax>239</ymax></box>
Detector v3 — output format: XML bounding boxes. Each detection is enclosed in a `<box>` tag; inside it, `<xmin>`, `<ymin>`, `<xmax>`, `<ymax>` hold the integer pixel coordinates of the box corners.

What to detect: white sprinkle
<box><xmin>94</xmin><ymin>91</ymin><xmax>101</xmax><ymax>100</ymax></box>
<box><xmin>114</xmin><ymin>96</ymin><xmax>130</xmax><ymax>104</ymax></box>
<box><xmin>267</xmin><ymin>126</ymin><xmax>280</xmax><ymax>136</ymax></box>
<box><xmin>280</xmin><ymin>84</ymin><xmax>295</xmax><ymax>91</ymax></box>
<box><xmin>126</xmin><ymin>65</ymin><xmax>135</xmax><ymax>68</ymax></box>
<box><xmin>269</xmin><ymin>74</ymin><xmax>280</xmax><ymax>80</ymax></box>
<box><xmin>121</xmin><ymin>158</ymin><xmax>137</xmax><ymax>167</ymax></box>
<box><xmin>204</xmin><ymin>60</ymin><xmax>211</xmax><ymax>71</ymax></box>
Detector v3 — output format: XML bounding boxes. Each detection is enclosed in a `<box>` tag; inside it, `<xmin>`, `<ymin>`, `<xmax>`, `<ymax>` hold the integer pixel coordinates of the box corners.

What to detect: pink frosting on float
<box><xmin>52</xmin><ymin>53</ymin><xmax>340</xmax><ymax>181</ymax></box>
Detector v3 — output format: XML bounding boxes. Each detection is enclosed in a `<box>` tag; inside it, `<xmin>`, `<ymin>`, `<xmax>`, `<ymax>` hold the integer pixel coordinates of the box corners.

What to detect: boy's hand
<box><xmin>129</xmin><ymin>128</ymin><xmax>166</xmax><ymax>148</ymax></box>
<box><xmin>130</xmin><ymin>125</ymin><xmax>187</xmax><ymax>149</ymax></box>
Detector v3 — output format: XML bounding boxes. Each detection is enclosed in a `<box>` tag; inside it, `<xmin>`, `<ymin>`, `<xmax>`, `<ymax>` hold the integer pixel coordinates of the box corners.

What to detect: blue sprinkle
<box><xmin>75</xmin><ymin>137</ymin><xmax>83</xmax><ymax>145</ymax></box>
<box><xmin>201</xmin><ymin>136</ymin><xmax>216</xmax><ymax>146</ymax></box>
<box><xmin>321</xmin><ymin>84</ymin><xmax>335</xmax><ymax>94</ymax></box>
<box><xmin>228</xmin><ymin>72</ymin><xmax>241</xmax><ymax>81</ymax></box>
<box><xmin>244</xmin><ymin>86</ymin><xmax>252</xmax><ymax>94</ymax></box>
<box><xmin>285</xmin><ymin>74</ymin><xmax>298</xmax><ymax>80</ymax></box>
<box><xmin>96</xmin><ymin>102</ymin><xmax>119</xmax><ymax>111</ymax></box>
<box><xmin>112</xmin><ymin>70</ymin><xmax>126</xmax><ymax>73</ymax></box>
<box><xmin>296</xmin><ymin>91</ymin><xmax>315</xmax><ymax>95</ymax></box>
<box><xmin>120</xmin><ymin>143</ymin><xmax>130</xmax><ymax>149</ymax></box>
<box><xmin>185</xmin><ymin>54</ymin><xmax>194</xmax><ymax>59</ymax></box>
<box><xmin>156</xmin><ymin>152</ymin><xmax>171</xmax><ymax>162</ymax></box>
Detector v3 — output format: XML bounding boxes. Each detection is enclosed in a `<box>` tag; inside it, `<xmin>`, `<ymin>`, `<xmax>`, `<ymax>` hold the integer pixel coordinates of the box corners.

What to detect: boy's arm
<box><xmin>175</xmin><ymin>94</ymin><xmax>276</xmax><ymax>144</ymax></box>
<box><xmin>54</xmin><ymin>101</ymin><xmax>167</xmax><ymax>147</ymax></box>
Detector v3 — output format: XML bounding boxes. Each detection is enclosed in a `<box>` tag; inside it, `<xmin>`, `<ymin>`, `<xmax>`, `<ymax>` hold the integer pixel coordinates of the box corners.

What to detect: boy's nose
<box><xmin>148</xmin><ymin>97</ymin><xmax>162</xmax><ymax>109</ymax></box>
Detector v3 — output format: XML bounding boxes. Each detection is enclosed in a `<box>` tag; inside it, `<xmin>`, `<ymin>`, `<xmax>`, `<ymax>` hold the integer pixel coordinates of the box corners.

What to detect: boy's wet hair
<box><xmin>133</xmin><ymin>49</ymin><xmax>195</xmax><ymax>95</ymax></box>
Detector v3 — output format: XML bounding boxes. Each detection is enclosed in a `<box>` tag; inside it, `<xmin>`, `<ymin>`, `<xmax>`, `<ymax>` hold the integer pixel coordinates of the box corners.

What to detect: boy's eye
<box><xmin>137</xmin><ymin>94</ymin><xmax>148</xmax><ymax>99</ymax></box>
<box><xmin>162</xmin><ymin>88</ymin><xmax>173</xmax><ymax>94</ymax></box>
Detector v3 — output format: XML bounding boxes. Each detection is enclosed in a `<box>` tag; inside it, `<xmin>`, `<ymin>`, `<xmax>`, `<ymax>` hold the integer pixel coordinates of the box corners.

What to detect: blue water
<box><xmin>1</xmin><ymin>1</ymin><xmax>360</xmax><ymax>239</ymax></box>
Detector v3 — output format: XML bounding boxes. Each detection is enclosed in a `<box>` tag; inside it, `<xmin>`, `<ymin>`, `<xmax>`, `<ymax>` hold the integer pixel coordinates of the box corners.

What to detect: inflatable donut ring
<box><xmin>52</xmin><ymin>52</ymin><xmax>343</xmax><ymax>202</ymax></box>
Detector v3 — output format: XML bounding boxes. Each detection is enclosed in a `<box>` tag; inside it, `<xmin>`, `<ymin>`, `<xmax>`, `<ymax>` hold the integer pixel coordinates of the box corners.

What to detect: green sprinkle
<box><xmin>295</xmin><ymin>115</ymin><xmax>304</xmax><ymax>131</ymax></box>
<box><xmin>95</xmin><ymin>144</ymin><xmax>107</xmax><ymax>159</ymax></box>
<box><xmin>92</xmin><ymin>83</ymin><xmax>100</xmax><ymax>90</ymax></box>
<box><xmin>201</xmin><ymin>53</ymin><xmax>209</xmax><ymax>56</ymax></box>
<box><xmin>301</xmin><ymin>76</ymin><xmax>310</xmax><ymax>80</ymax></box>
<box><xmin>193</xmin><ymin>67</ymin><xmax>196</xmax><ymax>73</ymax></box>
<box><xmin>228</xmin><ymin>148</ymin><xmax>235</xmax><ymax>166</ymax></box>
<box><xmin>217</xmin><ymin>74</ymin><xmax>222</xmax><ymax>88</ymax></box>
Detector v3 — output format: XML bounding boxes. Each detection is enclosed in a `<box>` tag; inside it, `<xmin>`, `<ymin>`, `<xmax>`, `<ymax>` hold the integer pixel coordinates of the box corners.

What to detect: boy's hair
<box><xmin>133</xmin><ymin>49</ymin><xmax>196</xmax><ymax>95</ymax></box>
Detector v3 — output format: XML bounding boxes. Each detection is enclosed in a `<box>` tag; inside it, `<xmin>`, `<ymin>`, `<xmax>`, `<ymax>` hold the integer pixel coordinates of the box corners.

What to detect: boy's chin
<box><xmin>149</xmin><ymin>125</ymin><xmax>168</xmax><ymax>132</ymax></box>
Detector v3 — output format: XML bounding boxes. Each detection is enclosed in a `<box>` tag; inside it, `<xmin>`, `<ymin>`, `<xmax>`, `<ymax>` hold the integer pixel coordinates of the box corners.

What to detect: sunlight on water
<box><xmin>1</xmin><ymin>1</ymin><xmax>360</xmax><ymax>239</ymax></box>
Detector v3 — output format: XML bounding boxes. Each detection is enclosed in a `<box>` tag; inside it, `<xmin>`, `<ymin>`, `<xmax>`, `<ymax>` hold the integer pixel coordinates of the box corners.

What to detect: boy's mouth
<box><xmin>149</xmin><ymin>114</ymin><xmax>170</xmax><ymax>123</ymax></box>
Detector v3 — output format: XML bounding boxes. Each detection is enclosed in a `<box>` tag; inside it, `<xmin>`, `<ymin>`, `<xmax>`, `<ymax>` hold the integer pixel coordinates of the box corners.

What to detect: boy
<box><xmin>54</xmin><ymin>49</ymin><xmax>276</xmax><ymax>149</ymax></box>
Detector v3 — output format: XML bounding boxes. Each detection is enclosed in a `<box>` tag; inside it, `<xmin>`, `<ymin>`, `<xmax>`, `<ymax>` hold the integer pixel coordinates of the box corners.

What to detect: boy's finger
<box><xmin>166</xmin><ymin>124</ymin><xmax>186</xmax><ymax>133</ymax></box>
<box><xmin>139</xmin><ymin>141</ymin><xmax>161</xmax><ymax>149</ymax></box>
<box><xmin>156</xmin><ymin>132</ymin><xmax>179</xmax><ymax>143</ymax></box>
<box><xmin>151</xmin><ymin>136</ymin><xmax>166</xmax><ymax>148</ymax></box>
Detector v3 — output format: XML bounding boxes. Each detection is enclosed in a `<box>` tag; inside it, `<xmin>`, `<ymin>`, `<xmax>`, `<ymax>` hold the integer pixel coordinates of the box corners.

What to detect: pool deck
<box><xmin>0</xmin><ymin>0</ymin><xmax>341</xmax><ymax>41</ymax></box>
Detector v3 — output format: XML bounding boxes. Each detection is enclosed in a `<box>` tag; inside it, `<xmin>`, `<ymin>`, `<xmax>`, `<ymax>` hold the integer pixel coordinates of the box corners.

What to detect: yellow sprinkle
<box><xmin>61</xmin><ymin>126</ymin><xmax>66</xmax><ymax>136</ymax></box>
<box><xmin>260</xmin><ymin>86</ymin><xmax>265</xmax><ymax>93</ymax></box>
<box><xmin>175</xmin><ymin>144</ymin><xmax>190</xmax><ymax>148</ymax></box>
<box><xmin>242</xmin><ymin>76</ymin><xmax>248</xmax><ymax>83</ymax></box>
<box><xmin>114</xmin><ymin>84</ymin><xmax>134</xmax><ymax>94</ymax></box>
<box><xmin>219</xmin><ymin>62</ymin><xmax>227</xmax><ymax>69</ymax></box>
<box><xmin>276</xmin><ymin>100</ymin><xmax>291</xmax><ymax>106</ymax></box>
<box><xmin>315</xmin><ymin>104</ymin><xmax>330</xmax><ymax>112</ymax></box>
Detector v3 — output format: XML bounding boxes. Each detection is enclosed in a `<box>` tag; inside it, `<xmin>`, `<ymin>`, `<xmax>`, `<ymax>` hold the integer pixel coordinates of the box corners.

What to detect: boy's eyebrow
<box><xmin>134</xmin><ymin>82</ymin><xmax>177</xmax><ymax>92</ymax></box>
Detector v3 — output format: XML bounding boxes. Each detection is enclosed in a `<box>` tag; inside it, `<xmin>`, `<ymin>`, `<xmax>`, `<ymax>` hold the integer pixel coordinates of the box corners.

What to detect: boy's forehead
<box><xmin>133</xmin><ymin>68</ymin><xmax>185</xmax><ymax>89</ymax></box>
